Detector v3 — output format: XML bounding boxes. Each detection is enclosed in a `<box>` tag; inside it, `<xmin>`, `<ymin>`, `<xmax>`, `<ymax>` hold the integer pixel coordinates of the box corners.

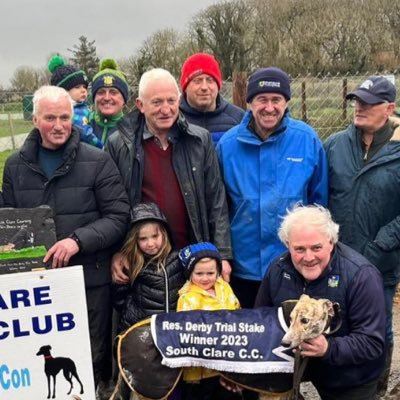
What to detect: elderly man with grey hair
<box><xmin>255</xmin><ymin>205</ymin><xmax>385</xmax><ymax>400</ymax></box>
<box><xmin>2</xmin><ymin>85</ymin><xmax>131</xmax><ymax>391</ymax></box>
<box><xmin>105</xmin><ymin>68</ymin><xmax>232</xmax><ymax>283</ymax></box>
<box><xmin>324</xmin><ymin>76</ymin><xmax>400</xmax><ymax>397</ymax></box>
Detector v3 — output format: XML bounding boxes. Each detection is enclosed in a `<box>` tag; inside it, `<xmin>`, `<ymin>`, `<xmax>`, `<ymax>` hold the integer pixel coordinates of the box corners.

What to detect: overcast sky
<box><xmin>1</xmin><ymin>0</ymin><xmax>218</xmax><ymax>87</ymax></box>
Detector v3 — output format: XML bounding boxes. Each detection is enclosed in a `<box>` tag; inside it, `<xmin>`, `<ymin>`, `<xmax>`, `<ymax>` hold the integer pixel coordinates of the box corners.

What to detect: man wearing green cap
<box><xmin>90</xmin><ymin>59</ymin><xmax>130</xmax><ymax>147</ymax></box>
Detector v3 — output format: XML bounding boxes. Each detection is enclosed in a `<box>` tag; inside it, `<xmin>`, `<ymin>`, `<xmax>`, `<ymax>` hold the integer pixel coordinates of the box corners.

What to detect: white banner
<box><xmin>0</xmin><ymin>266</ymin><xmax>96</xmax><ymax>400</ymax></box>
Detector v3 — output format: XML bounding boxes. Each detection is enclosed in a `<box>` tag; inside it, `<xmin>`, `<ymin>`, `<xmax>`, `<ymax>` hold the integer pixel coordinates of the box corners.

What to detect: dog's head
<box><xmin>281</xmin><ymin>294</ymin><xmax>334</xmax><ymax>349</ymax></box>
<box><xmin>36</xmin><ymin>345</ymin><xmax>52</xmax><ymax>356</ymax></box>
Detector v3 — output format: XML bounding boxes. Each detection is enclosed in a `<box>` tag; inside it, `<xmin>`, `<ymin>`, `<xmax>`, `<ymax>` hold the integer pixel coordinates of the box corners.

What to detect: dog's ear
<box><xmin>323</xmin><ymin>300</ymin><xmax>334</xmax><ymax>318</ymax></box>
<box><xmin>299</xmin><ymin>294</ymin><xmax>311</xmax><ymax>302</ymax></box>
<box><xmin>281</xmin><ymin>299</ymin><xmax>298</xmax><ymax>326</ymax></box>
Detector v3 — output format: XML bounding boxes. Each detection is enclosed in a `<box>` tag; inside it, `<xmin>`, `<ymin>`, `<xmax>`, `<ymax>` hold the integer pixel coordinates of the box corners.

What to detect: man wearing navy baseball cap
<box><xmin>325</xmin><ymin>75</ymin><xmax>400</xmax><ymax>398</ymax></box>
<box><xmin>346</xmin><ymin>76</ymin><xmax>396</xmax><ymax>104</ymax></box>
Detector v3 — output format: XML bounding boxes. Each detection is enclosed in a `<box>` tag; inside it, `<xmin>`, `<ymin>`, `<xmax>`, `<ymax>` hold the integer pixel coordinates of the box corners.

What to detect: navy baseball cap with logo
<box><xmin>346</xmin><ymin>76</ymin><xmax>396</xmax><ymax>104</ymax></box>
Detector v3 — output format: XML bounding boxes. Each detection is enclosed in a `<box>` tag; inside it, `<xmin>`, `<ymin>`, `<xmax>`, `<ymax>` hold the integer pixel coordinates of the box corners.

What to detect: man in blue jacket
<box><xmin>255</xmin><ymin>205</ymin><xmax>385</xmax><ymax>400</ymax></box>
<box><xmin>217</xmin><ymin>67</ymin><xmax>328</xmax><ymax>308</ymax></box>
<box><xmin>324</xmin><ymin>76</ymin><xmax>399</xmax><ymax>397</ymax></box>
<box><xmin>180</xmin><ymin>53</ymin><xmax>245</xmax><ymax>145</ymax></box>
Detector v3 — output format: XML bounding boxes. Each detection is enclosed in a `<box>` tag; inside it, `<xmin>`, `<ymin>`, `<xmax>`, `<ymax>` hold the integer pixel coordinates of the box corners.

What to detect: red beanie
<box><xmin>180</xmin><ymin>53</ymin><xmax>222</xmax><ymax>91</ymax></box>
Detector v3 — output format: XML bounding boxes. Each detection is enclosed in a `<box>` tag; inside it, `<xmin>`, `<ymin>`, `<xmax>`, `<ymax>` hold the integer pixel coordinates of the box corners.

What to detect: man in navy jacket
<box><xmin>255</xmin><ymin>205</ymin><xmax>385</xmax><ymax>400</ymax></box>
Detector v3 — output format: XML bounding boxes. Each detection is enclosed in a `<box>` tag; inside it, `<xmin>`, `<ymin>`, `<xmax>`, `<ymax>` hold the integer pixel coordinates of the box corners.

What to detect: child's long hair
<box><xmin>120</xmin><ymin>220</ymin><xmax>172</xmax><ymax>282</ymax></box>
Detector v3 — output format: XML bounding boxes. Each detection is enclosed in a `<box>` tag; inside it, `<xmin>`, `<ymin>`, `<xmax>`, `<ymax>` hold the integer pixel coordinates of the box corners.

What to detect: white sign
<box><xmin>0</xmin><ymin>266</ymin><xmax>96</xmax><ymax>400</ymax></box>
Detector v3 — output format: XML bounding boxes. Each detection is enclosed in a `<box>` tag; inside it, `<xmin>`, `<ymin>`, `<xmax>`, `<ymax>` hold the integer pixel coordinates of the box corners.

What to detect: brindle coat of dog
<box><xmin>281</xmin><ymin>294</ymin><xmax>335</xmax><ymax>349</ymax></box>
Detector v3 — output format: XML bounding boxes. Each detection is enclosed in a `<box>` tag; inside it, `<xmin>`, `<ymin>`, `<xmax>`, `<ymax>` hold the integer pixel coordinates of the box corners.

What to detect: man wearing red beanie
<box><xmin>180</xmin><ymin>53</ymin><xmax>244</xmax><ymax>145</ymax></box>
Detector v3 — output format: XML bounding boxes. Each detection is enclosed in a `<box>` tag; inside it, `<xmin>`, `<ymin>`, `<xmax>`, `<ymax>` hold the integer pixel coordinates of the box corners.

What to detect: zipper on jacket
<box><xmin>161</xmin><ymin>265</ymin><xmax>170</xmax><ymax>313</ymax></box>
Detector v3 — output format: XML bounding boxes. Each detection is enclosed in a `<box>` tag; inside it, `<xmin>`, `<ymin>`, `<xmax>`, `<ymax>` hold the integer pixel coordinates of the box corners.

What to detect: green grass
<box><xmin>0</xmin><ymin>245</ymin><xmax>47</xmax><ymax>260</ymax></box>
<box><xmin>0</xmin><ymin>102</ymin><xmax>24</xmax><ymax>113</ymax></box>
<box><xmin>0</xmin><ymin>149</ymin><xmax>15</xmax><ymax>187</ymax></box>
<box><xmin>0</xmin><ymin>119</ymin><xmax>33</xmax><ymax>138</ymax></box>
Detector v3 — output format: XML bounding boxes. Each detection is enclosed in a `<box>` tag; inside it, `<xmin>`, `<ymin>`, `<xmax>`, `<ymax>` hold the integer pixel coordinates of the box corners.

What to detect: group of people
<box><xmin>0</xmin><ymin>50</ymin><xmax>399</xmax><ymax>400</ymax></box>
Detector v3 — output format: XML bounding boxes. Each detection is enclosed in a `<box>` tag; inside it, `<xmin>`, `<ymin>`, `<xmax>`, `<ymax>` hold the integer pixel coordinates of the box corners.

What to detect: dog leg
<box><xmin>46</xmin><ymin>375</ymin><xmax>51</xmax><ymax>399</ymax></box>
<box><xmin>62</xmin><ymin>369</ymin><xmax>73</xmax><ymax>395</ymax></box>
<box><xmin>52</xmin><ymin>375</ymin><xmax>56</xmax><ymax>399</ymax></box>
<box><xmin>73</xmin><ymin>372</ymin><xmax>84</xmax><ymax>394</ymax></box>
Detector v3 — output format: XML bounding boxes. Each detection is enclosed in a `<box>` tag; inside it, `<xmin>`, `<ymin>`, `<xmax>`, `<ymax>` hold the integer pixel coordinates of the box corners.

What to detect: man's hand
<box><xmin>298</xmin><ymin>335</ymin><xmax>329</xmax><ymax>358</ymax></box>
<box><xmin>221</xmin><ymin>260</ymin><xmax>232</xmax><ymax>282</ymax></box>
<box><xmin>111</xmin><ymin>252</ymin><xmax>130</xmax><ymax>284</ymax></box>
<box><xmin>43</xmin><ymin>238</ymin><xmax>79</xmax><ymax>268</ymax></box>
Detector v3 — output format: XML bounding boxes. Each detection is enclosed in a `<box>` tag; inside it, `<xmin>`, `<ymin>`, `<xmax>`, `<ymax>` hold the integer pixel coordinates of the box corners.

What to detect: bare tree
<box><xmin>124</xmin><ymin>28</ymin><xmax>189</xmax><ymax>84</ymax></box>
<box><xmin>188</xmin><ymin>0</ymin><xmax>257</xmax><ymax>78</ymax></box>
<box><xmin>10</xmin><ymin>66</ymin><xmax>47</xmax><ymax>93</ymax></box>
<box><xmin>118</xmin><ymin>0</ymin><xmax>400</xmax><ymax>81</ymax></box>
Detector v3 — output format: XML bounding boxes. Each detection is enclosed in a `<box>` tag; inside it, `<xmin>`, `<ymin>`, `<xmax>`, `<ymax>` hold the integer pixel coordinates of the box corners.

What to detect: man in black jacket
<box><xmin>2</xmin><ymin>85</ymin><xmax>130</xmax><ymax>390</ymax></box>
<box><xmin>105</xmin><ymin>67</ymin><xmax>232</xmax><ymax>284</ymax></box>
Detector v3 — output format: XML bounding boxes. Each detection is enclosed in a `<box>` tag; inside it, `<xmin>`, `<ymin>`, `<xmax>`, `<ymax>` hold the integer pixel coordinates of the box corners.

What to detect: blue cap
<box><xmin>346</xmin><ymin>76</ymin><xmax>396</xmax><ymax>104</ymax></box>
<box><xmin>179</xmin><ymin>242</ymin><xmax>222</xmax><ymax>278</ymax></box>
<box><xmin>246</xmin><ymin>67</ymin><xmax>291</xmax><ymax>103</ymax></box>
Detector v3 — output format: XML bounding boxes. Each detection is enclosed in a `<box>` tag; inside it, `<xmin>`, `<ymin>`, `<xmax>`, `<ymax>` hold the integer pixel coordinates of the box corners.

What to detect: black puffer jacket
<box><xmin>113</xmin><ymin>251</ymin><xmax>185</xmax><ymax>332</ymax></box>
<box><xmin>2</xmin><ymin>127</ymin><xmax>131</xmax><ymax>287</ymax></box>
<box><xmin>105</xmin><ymin>109</ymin><xmax>232</xmax><ymax>260</ymax></box>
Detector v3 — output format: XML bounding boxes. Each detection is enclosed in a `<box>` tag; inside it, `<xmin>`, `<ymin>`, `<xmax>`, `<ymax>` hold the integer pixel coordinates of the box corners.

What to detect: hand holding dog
<box><xmin>43</xmin><ymin>238</ymin><xmax>79</xmax><ymax>268</ymax></box>
<box><xmin>298</xmin><ymin>335</ymin><xmax>329</xmax><ymax>358</ymax></box>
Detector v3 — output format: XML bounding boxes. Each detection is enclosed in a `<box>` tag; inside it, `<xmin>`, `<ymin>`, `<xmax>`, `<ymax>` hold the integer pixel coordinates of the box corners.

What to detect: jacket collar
<box><xmin>389</xmin><ymin>116</ymin><xmax>400</xmax><ymax>141</ymax></box>
<box><xmin>118</xmin><ymin>108</ymin><xmax>199</xmax><ymax>144</ymax></box>
<box><xmin>180</xmin><ymin>93</ymin><xmax>226</xmax><ymax>117</ymax></box>
<box><xmin>20</xmin><ymin>126</ymin><xmax>81</xmax><ymax>165</ymax></box>
<box><xmin>237</xmin><ymin>109</ymin><xmax>290</xmax><ymax>144</ymax></box>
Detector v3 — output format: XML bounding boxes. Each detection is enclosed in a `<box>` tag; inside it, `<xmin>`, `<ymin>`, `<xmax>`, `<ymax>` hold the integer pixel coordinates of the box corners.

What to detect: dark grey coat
<box><xmin>2</xmin><ymin>127</ymin><xmax>131</xmax><ymax>287</ymax></box>
<box><xmin>105</xmin><ymin>109</ymin><xmax>232</xmax><ymax>260</ymax></box>
<box><xmin>324</xmin><ymin>117</ymin><xmax>400</xmax><ymax>285</ymax></box>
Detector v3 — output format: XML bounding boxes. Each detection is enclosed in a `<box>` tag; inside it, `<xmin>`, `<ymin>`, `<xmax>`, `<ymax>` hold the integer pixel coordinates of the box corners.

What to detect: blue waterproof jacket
<box><xmin>255</xmin><ymin>242</ymin><xmax>385</xmax><ymax>390</ymax></box>
<box><xmin>216</xmin><ymin>111</ymin><xmax>328</xmax><ymax>280</ymax></box>
<box><xmin>325</xmin><ymin>117</ymin><xmax>400</xmax><ymax>286</ymax></box>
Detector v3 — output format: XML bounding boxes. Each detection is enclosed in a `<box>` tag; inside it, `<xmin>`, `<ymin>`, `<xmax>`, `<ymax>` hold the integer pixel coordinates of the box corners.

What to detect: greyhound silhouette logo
<box><xmin>36</xmin><ymin>345</ymin><xmax>84</xmax><ymax>398</ymax></box>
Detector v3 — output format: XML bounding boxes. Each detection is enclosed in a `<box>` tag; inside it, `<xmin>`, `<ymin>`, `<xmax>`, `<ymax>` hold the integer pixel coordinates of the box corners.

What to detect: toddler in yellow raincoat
<box><xmin>178</xmin><ymin>242</ymin><xmax>240</xmax><ymax>400</ymax></box>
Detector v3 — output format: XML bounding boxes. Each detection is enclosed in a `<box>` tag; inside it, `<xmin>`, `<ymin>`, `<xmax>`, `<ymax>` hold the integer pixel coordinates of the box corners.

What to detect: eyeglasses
<box><xmin>348</xmin><ymin>99</ymin><xmax>388</xmax><ymax>109</ymax></box>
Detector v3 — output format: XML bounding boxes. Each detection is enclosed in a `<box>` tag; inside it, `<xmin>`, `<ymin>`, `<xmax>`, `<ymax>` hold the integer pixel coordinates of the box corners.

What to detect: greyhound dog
<box><xmin>36</xmin><ymin>345</ymin><xmax>84</xmax><ymax>399</ymax></box>
<box><xmin>113</xmin><ymin>296</ymin><xmax>340</xmax><ymax>400</ymax></box>
<box><xmin>281</xmin><ymin>294</ymin><xmax>335</xmax><ymax>349</ymax></box>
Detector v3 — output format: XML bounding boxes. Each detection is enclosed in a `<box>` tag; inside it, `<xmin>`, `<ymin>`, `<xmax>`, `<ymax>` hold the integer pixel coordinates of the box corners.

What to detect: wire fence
<box><xmin>1</xmin><ymin>71</ymin><xmax>399</xmax><ymax>152</ymax></box>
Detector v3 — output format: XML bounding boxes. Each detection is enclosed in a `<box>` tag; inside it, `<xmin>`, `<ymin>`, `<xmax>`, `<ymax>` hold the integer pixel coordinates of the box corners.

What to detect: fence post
<box><xmin>301</xmin><ymin>81</ymin><xmax>307</xmax><ymax>122</ymax></box>
<box><xmin>232</xmin><ymin>71</ymin><xmax>247</xmax><ymax>110</ymax></box>
<box><xmin>8</xmin><ymin>113</ymin><xmax>16</xmax><ymax>150</ymax></box>
<box><xmin>342</xmin><ymin>78</ymin><xmax>348</xmax><ymax>121</ymax></box>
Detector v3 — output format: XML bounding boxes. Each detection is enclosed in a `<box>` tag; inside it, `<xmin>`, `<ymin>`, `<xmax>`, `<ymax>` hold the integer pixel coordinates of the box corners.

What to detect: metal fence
<box><xmin>1</xmin><ymin>71</ymin><xmax>399</xmax><ymax>152</ymax></box>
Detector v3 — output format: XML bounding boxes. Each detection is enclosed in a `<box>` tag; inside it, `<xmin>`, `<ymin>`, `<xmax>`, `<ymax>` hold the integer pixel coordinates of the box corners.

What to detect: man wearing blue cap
<box><xmin>324</xmin><ymin>76</ymin><xmax>400</xmax><ymax>398</ymax></box>
<box><xmin>216</xmin><ymin>67</ymin><xmax>328</xmax><ymax>309</ymax></box>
